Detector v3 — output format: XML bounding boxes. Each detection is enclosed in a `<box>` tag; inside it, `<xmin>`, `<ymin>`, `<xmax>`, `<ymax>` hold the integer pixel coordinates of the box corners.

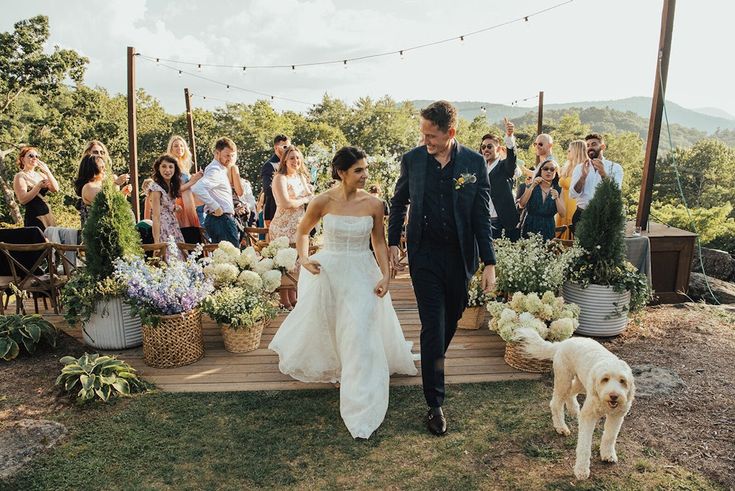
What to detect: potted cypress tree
<box><xmin>562</xmin><ymin>178</ymin><xmax>651</xmax><ymax>336</ymax></box>
<box><xmin>62</xmin><ymin>179</ymin><xmax>144</xmax><ymax>349</ymax></box>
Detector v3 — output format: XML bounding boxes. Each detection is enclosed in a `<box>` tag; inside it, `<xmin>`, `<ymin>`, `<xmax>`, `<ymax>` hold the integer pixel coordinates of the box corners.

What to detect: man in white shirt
<box><xmin>192</xmin><ymin>137</ymin><xmax>239</xmax><ymax>247</ymax></box>
<box><xmin>569</xmin><ymin>133</ymin><xmax>624</xmax><ymax>232</ymax></box>
<box><xmin>482</xmin><ymin>118</ymin><xmax>521</xmax><ymax>240</ymax></box>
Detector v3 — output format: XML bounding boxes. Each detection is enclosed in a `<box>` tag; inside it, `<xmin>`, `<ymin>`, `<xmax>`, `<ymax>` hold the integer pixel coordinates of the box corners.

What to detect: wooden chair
<box><xmin>176</xmin><ymin>242</ymin><xmax>218</xmax><ymax>259</ymax></box>
<box><xmin>242</xmin><ymin>226</ymin><xmax>269</xmax><ymax>252</ymax></box>
<box><xmin>142</xmin><ymin>243</ymin><xmax>169</xmax><ymax>265</ymax></box>
<box><xmin>0</xmin><ymin>242</ymin><xmax>61</xmax><ymax>314</ymax></box>
<box><xmin>0</xmin><ymin>227</ymin><xmax>48</xmax><ymax>312</ymax></box>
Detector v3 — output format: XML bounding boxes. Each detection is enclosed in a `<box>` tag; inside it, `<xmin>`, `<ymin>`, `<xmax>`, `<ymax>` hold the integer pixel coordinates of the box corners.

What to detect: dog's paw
<box><xmin>600</xmin><ymin>449</ymin><xmax>618</xmax><ymax>463</ymax></box>
<box><xmin>554</xmin><ymin>425</ymin><xmax>571</xmax><ymax>436</ymax></box>
<box><xmin>574</xmin><ymin>464</ymin><xmax>590</xmax><ymax>480</ymax></box>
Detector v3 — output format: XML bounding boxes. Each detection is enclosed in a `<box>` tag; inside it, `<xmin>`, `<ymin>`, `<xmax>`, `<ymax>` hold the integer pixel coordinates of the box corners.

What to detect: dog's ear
<box><xmin>626</xmin><ymin>370</ymin><xmax>636</xmax><ymax>404</ymax></box>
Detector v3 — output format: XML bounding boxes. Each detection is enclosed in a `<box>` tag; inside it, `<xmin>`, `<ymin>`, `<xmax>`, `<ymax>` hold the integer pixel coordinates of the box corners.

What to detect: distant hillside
<box><xmin>411</xmin><ymin>97</ymin><xmax>733</xmax><ymax>149</ymax></box>
<box><xmin>412</xmin><ymin>97</ymin><xmax>735</xmax><ymax>134</ymax></box>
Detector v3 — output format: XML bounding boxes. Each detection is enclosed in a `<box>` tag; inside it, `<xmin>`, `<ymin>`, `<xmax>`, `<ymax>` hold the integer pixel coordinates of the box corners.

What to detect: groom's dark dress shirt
<box><xmin>423</xmin><ymin>148</ymin><xmax>459</xmax><ymax>249</ymax></box>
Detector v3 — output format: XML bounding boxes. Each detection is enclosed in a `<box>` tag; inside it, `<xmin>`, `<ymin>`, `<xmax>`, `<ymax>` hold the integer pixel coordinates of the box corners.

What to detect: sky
<box><xmin>3</xmin><ymin>0</ymin><xmax>734</xmax><ymax>119</ymax></box>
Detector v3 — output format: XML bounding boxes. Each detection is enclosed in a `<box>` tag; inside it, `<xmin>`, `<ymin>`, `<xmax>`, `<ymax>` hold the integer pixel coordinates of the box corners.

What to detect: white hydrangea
<box><xmin>237</xmin><ymin>270</ymin><xmax>263</xmax><ymax>291</ymax></box>
<box><xmin>524</xmin><ymin>292</ymin><xmax>542</xmax><ymax>315</ymax></box>
<box><xmin>548</xmin><ymin>318</ymin><xmax>576</xmax><ymax>341</ymax></box>
<box><xmin>509</xmin><ymin>292</ymin><xmax>526</xmax><ymax>311</ymax></box>
<box><xmin>211</xmin><ymin>245</ymin><xmax>239</xmax><ymax>266</ymax></box>
<box><xmin>238</xmin><ymin>246</ymin><xmax>258</xmax><ymax>268</ymax></box>
<box><xmin>203</xmin><ymin>262</ymin><xmax>239</xmax><ymax>287</ymax></box>
<box><xmin>273</xmin><ymin>248</ymin><xmax>298</xmax><ymax>271</ymax></box>
<box><xmin>541</xmin><ymin>291</ymin><xmax>556</xmax><ymax>305</ymax></box>
<box><xmin>261</xmin><ymin>269</ymin><xmax>282</xmax><ymax>293</ymax></box>
<box><xmin>500</xmin><ymin>308</ymin><xmax>517</xmax><ymax>322</ymax></box>
<box><xmin>253</xmin><ymin>258</ymin><xmax>275</xmax><ymax>275</ymax></box>
<box><xmin>497</xmin><ymin>323</ymin><xmax>515</xmax><ymax>342</ymax></box>
<box><xmin>271</xmin><ymin>236</ymin><xmax>290</xmax><ymax>250</ymax></box>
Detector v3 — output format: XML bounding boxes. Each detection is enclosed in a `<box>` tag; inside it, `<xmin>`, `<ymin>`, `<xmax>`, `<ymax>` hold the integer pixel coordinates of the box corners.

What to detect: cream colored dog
<box><xmin>514</xmin><ymin>328</ymin><xmax>635</xmax><ymax>480</ymax></box>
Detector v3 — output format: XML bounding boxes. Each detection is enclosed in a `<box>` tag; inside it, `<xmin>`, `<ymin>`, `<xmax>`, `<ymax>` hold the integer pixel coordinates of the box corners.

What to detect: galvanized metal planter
<box><xmin>562</xmin><ymin>282</ymin><xmax>631</xmax><ymax>337</ymax></box>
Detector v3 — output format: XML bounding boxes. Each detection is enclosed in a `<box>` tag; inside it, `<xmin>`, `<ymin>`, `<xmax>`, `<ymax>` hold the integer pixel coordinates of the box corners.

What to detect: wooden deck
<box><xmin>43</xmin><ymin>274</ymin><xmax>540</xmax><ymax>393</ymax></box>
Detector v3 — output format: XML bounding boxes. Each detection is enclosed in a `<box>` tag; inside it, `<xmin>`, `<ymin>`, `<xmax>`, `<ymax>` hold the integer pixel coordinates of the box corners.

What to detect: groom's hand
<box><xmin>482</xmin><ymin>265</ymin><xmax>497</xmax><ymax>293</ymax></box>
<box><xmin>389</xmin><ymin>245</ymin><xmax>405</xmax><ymax>272</ymax></box>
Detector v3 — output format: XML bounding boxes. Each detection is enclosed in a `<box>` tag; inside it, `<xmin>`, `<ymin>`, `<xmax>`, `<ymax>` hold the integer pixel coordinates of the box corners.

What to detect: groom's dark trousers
<box><xmin>410</xmin><ymin>243</ymin><xmax>467</xmax><ymax>407</ymax></box>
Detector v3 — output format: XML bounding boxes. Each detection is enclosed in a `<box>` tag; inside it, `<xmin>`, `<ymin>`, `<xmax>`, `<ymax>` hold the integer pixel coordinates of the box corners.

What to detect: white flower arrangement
<box><xmin>273</xmin><ymin>248</ymin><xmax>298</xmax><ymax>272</ymax></box>
<box><xmin>201</xmin><ymin>286</ymin><xmax>278</xmax><ymax>330</ymax></box>
<box><xmin>252</xmin><ymin>258</ymin><xmax>275</xmax><ymax>275</ymax></box>
<box><xmin>467</xmin><ymin>264</ymin><xmax>491</xmax><ymax>307</ymax></box>
<box><xmin>202</xmin><ymin>262</ymin><xmax>239</xmax><ymax>288</ymax></box>
<box><xmin>493</xmin><ymin>234</ymin><xmax>584</xmax><ymax>296</ymax></box>
<box><xmin>237</xmin><ymin>270</ymin><xmax>263</xmax><ymax>291</ymax></box>
<box><xmin>487</xmin><ymin>291</ymin><xmax>580</xmax><ymax>342</ymax></box>
<box><xmin>261</xmin><ymin>236</ymin><xmax>290</xmax><ymax>258</ymax></box>
<box><xmin>261</xmin><ymin>270</ymin><xmax>282</xmax><ymax>293</ymax></box>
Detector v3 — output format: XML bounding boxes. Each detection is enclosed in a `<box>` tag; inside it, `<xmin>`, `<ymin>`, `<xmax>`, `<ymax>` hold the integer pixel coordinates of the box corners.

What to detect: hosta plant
<box><xmin>0</xmin><ymin>314</ymin><xmax>58</xmax><ymax>361</ymax></box>
<box><xmin>56</xmin><ymin>353</ymin><xmax>147</xmax><ymax>403</ymax></box>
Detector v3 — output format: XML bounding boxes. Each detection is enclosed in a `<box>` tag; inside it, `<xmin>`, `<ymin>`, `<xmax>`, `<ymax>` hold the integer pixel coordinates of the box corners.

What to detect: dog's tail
<box><xmin>513</xmin><ymin>327</ymin><xmax>558</xmax><ymax>360</ymax></box>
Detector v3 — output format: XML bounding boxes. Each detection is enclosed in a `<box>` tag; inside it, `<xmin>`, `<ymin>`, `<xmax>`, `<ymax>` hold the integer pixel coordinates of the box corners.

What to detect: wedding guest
<box><xmin>166</xmin><ymin>135</ymin><xmax>203</xmax><ymax>228</ymax></box>
<box><xmin>191</xmin><ymin>138</ymin><xmax>240</xmax><ymax>247</ymax></box>
<box><xmin>148</xmin><ymin>154</ymin><xmax>184</xmax><ymax>253</ymax></box>
<box><xmin>570</xmin><ymin>133</ymin><xmax>624</xmax><ymax>232</ymax></box>
<box><xmin>226</xmin><ymin>155</ymin><xmax>252</xmax><ymax>241</ymax></box>
<box><xmin>270</xmin><ymin>145</ymin><xmax>314</xmax><ymax>309</ymax></box>
<box><xmin>482</xmin><ymin>118</ymin><xmax>521</xmax><ymax>241</ymax></box>
<box><xmin>261</xmin><ymin>134</ymin><xmax>290</xmax><ymax>227</ymax></box>
<box><xmin>518</xmin><ymin>158</ymin><xmax>565</xmax><ymax>241</ymax></box>
<box><xmin>533</xmin><ymin>133</ymin><xmax>554</xmax><ymax>163</ymax></box>
<box><xmin>75</xmin><ymin>141</ymin><xmax>131</xmax><ymax>227</ymax></box>
<box><xmin>556</xmin><ymin>140</ymin><xmax>586</xmax><ymax>240</ymax></box>
<box><xmin>13</xmin><ymin>146</ymin><xmax>59</xmax><ymax>231</ymax></box>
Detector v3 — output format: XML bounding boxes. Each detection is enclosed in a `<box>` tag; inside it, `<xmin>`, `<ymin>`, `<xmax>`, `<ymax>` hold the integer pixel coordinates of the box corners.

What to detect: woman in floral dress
<box><xmin>269</xmin><ymin>145</ymin><xmax>314</xmax><ymax>308</ymax></box>
<box><xmin>149</xmin><ymin>154</ymin><xmax>185</xmax><ymax>258</ymax></box>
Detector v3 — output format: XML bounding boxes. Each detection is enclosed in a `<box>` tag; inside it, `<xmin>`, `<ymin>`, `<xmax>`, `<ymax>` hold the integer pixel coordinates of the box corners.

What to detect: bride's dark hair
<box><xmin>331</xmin><ymin>146</ymin><xmax>367</xmax><ymax>180</ymax></box>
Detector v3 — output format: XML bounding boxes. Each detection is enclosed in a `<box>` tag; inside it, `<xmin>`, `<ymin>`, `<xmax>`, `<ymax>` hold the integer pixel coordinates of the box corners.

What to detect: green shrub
<box><xmin>570</xmin><ymin>178</ymin><xmax>652</xmax><ymax>312</ymax></box>
<box><xmin>0</xmin><ymin>314</ymin><xmax>58</xmax><ymax>361</ymax></box>
<box><xmin>62</xmin><ymin>179</ymin><xmax>142</xmax><ymax>326</ymax></box>
<box><xmin>56</xmin><ymin>353</ymin><xmax>147</xmax><ymax>403</ymax></box>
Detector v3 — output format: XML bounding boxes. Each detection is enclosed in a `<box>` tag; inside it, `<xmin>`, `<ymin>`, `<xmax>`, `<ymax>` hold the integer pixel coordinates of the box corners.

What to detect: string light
<box><xmin>139</xmin><ymin>1</ymin><xmax>573</xmax><ymax>71</ymax></box>
<box><xmin>178</xmin><ymin>70</ymin><xmax>182</xmax><ymax>77</ymax></box>
<box><xmin>197</xmin><ymin>63</ymin><xmax>202</xmax><ymax>72</ymax></box>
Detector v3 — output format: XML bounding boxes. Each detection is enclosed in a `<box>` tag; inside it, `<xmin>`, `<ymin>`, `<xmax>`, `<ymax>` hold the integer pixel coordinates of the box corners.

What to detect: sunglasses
<box><xmin>541</xmin><ymin>166</ymin><xmax>556</xmax><ymax>172</ymax></box>
<box><xmin>534</xmin><ymin>142</ymin><xmax>545</xmax><ymax>147</ymax></box>
<box><xmin>480</xmin><ymin>144</ymin><xmax>495</xmax><ymax>150</ymax></box>
<box><xmin>26</xmin><ymin>154</ymin><xmax>39</xmax><ymax>159</ymax></box>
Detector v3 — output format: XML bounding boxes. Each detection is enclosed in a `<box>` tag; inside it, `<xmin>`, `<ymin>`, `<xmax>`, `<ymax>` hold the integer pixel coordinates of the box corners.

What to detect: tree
<box><xmin>0</xmin><ymin>16</ymin><xmax>88</xmax><ymax>223</ymax></box>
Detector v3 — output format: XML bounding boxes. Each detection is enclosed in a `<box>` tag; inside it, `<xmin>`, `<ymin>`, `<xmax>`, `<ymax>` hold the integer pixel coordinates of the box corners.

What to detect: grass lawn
<box><xmin>1</xmin><ymin>380</ymin><xmax>721</xmax><ymax>490</ymax></box>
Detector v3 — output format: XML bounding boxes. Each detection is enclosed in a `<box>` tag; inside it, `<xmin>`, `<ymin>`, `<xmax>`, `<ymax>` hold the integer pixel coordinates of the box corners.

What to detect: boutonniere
<box><xmin>454</xmin><ymin>172</ymin><xmax>477</xmax><ymax>190</ymax></box>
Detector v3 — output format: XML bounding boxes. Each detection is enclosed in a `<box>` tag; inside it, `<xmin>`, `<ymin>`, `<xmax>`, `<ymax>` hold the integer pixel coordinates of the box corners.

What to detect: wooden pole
<box><xmin>536</xmin><ymin>90</ymin><xmax>544</xmax><ymax>136</ymax></box>
<box><xmin>536</xmin><ymin>90</ymin><xmax>544</xmax><ymax>164</ymax></box>
<box><xmin>184</xmin><ymin>88</ymin><xmax>198</xmax><ymax>172</ymax></box>
<box><xmin>637</xmin><ymin>0</ymin><xmax>676</xmax><ymax>230</ymax></box>
<box><xmin>127</xmin><ymin>46</ymin><xmax>140</xmax><ymax>221</ymax></box>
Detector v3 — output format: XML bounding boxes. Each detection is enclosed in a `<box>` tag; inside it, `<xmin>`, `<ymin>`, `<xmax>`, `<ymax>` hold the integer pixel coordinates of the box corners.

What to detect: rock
<box><xmin>688</xmin><ymin>272</ymin><xmax>735</xmax><ymax>304</ymax></box>
<box><xmin>691</xmin><ymin>247</ymin><xmax>734</xmax><ymax>281</ymax></box>
<box><xmin>631</xmin><ymin>365</ymin><xmax>686</xmax><ymax>397</ymax></box>
<box><xmin>0</xmin><ymin>419</ymin><xmax>67</xmax><ymax>479</ymax></box>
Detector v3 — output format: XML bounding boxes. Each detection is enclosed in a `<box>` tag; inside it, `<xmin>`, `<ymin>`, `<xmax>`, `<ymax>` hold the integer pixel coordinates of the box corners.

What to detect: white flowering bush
<box><xmin>201</xmin><ymin>241</ymin><xmax>296</xmax><ymax>294</ymax></box>
<box><xmin>493</xmin><ymin>234</ymin><xmax>584</xmax><ymax>295</ymax></box>
<box><xmin>201</xmin><ymin>286</ymin><xmax>278</xmax><ymax>330</ymax></box>
<box><xmin>487</xmin><ymin>291</ymin><xmax>580</xmax><ymax>343</ymax></box>
<box><xmin>467</xmin><ymin>264</ymin><xmax>491</xmax><ymax>307</ymax></box>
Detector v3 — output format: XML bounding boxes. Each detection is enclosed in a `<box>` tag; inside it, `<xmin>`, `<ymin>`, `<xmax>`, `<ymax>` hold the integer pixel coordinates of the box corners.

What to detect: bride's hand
<box><xmin>374</xmin><ymin>276</ymin><xmax>390</xmax><ymax>298</ymax></box>
<box><xmin>302</xmin><ymin>259</ymin><xmax>321</xmax><ymax>275</ymax></box>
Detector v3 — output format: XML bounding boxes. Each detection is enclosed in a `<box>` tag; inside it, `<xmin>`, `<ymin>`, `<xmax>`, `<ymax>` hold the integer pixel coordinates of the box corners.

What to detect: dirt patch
<box><xmin>0</xmin><ymin>331</ymin><xmax>85</xmax><ymax>426</ymax></box>
<box><xmin>603</xmin><ymin>303</ymin><xmax>735</xmax><ymax>489</ymax></box>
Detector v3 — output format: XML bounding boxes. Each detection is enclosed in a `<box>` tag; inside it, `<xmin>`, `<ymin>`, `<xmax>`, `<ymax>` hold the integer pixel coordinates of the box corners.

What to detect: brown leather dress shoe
<box><xmin>426</xmin><ymin>407</ymin><xmax>447</xmax><ymax>436</ymax></box>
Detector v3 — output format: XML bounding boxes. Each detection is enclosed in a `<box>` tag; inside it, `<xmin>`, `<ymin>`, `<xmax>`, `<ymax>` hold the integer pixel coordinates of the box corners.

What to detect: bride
<box><xmin>269</xmin><ymin>146</ymin><xmax>418</xmax><ymax>439</ymax></box>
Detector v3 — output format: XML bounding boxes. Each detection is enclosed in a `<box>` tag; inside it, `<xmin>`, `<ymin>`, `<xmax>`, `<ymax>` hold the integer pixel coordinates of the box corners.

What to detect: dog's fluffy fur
<box><xmin>514</xmin><ymin>327</ymin><xmax>635</xmax><ymax>480</ymax></box>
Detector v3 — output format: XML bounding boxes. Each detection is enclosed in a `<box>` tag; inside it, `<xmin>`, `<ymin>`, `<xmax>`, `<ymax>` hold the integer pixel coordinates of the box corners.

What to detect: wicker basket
<box><xmin>458</xmin><ymin>306</ymin><xmax>486</xmax><ymax>329</ymax></box>
<box><xmin>504</xmin><ymin>341</ymin><xmax>552</xmax><ymax>373</ymax></box>
<box><xmin>220</xmin><ymin>319</ymin><xmax>268</xmax><ymax>353</ymax></box>
<box><xmin>142</xmin><ymin>309</ymin><xmax>204</xmax><ymax>368</ymax></box>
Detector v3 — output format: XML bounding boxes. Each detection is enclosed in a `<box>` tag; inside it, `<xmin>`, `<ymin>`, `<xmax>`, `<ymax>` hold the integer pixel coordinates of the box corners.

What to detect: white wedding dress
<box><xmin>269</xmin><ymin>214</ymin><xmax>418</xmax><ymax>439</ymax></box>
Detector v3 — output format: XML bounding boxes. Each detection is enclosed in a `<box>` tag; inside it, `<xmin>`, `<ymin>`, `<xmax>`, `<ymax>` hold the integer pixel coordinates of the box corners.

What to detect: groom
<box><xmin>388</xmin><ymin>100</ymin><xmax>496</xmax><ymax>436</ymax></box>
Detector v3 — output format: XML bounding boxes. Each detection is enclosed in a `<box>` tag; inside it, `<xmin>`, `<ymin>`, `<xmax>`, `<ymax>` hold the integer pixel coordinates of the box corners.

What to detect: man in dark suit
<box><xmin>261</xmin><ymin>134</ymin><xmax>290</xmax><ymax>226</ymax></box>
<box><xmin>388</xmin><ymin>101</ymin><xmax>496</xmax><ymax>436</ymax></box>
<box><xmin>482</xmin><ymin>117</ymin><xmax>521</xmax><ymax>241</ymax></box>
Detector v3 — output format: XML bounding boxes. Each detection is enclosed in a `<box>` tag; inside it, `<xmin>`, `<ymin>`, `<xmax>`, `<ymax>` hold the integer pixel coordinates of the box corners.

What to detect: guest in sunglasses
<box><xmin>481</xmin><ymin>117</ymin><xmax>521</xmax><ymax>241</ymax></box>
<box><xmin>533</xmin><ymin>133</ymin><xmax>554</xmax><ymax>163</ymax></box>
<box><xmin>13</xmin><ymin>146</ymin><xmax>59</xmax><ymax>231</ymax></box>
<box><xmin>518</xmin><ymin>158</ymin><xmax>565</xmax><ymax>241</ymax></box>
<box><xmin>74</xmin><ymin>140</ymin><xmax>131</xmax><ymax>227</ymax></box>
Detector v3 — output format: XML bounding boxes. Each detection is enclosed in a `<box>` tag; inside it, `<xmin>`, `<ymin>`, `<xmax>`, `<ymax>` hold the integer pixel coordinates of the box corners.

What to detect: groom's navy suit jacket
<box><xmin>388</xmin><ymin>143</ymin><xmax>496</xmax><ymax>280</ymax></box>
